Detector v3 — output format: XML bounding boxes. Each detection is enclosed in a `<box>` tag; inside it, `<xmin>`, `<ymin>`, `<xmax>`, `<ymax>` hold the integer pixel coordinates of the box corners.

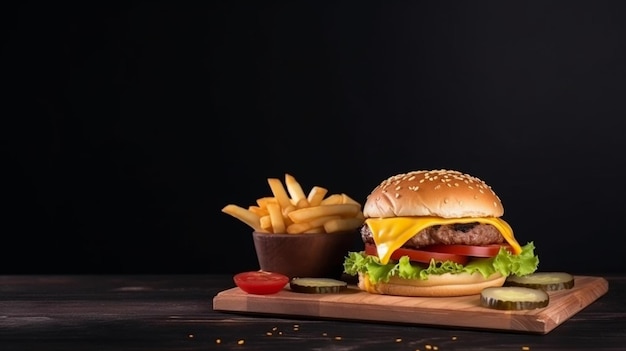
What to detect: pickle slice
<box><xmin>289</xmin><ymin>278</ymin><xmax>348</xmax><ymax>294</ymax></box>
<box><xmin>480</xmin><ymin>287</ymin><xmax>549</xmax><ymax>310</ymax></box>
<box><xmin>505</xmin><ymin>272</ymin><xmax>575</xmax><ymax>291</ymax></box>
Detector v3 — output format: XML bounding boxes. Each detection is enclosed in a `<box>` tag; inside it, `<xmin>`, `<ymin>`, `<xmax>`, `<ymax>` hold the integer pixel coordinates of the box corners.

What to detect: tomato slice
<box><xmin>364</xmin><ymin>243</ymin><xmax>468</xmax><ymax>265</ymax></box>
<box><xmin>422</xmin><ymin>244</ymin><xmax>512</xmax><ymax>257</ymax></box>
<box><xmin>233</xmin><ymin>271</ymin><xmax>289</xmax><ymax>295</ymax></box>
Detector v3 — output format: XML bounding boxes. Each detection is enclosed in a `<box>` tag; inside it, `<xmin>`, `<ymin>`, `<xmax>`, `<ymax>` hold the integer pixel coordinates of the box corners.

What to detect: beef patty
<box><xmin>360</xmin><ymin>222</ymin><xmax>505</xmax><ymax>249</ymax></box>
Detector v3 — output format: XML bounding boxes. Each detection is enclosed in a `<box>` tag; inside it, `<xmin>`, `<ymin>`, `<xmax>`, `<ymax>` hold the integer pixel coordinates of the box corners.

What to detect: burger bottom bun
<box><xmin>357</xmin><ymin>272</ymin><xmax>506</xmax><ymax>297</ymax></box>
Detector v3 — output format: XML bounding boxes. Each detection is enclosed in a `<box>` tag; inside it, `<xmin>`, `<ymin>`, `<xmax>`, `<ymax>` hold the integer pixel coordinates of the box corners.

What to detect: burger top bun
<box><xmin>363</xmin><ymin>169</ymin><xmax>504</xmax><ymax>219</ymax></box>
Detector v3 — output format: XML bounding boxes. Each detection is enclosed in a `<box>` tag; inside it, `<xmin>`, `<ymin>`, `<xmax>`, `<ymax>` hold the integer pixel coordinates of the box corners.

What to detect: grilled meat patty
<box><xmin>360</xmin><ymin>222</ymin><xmax>505</xmax><ymax>249</ymax></box>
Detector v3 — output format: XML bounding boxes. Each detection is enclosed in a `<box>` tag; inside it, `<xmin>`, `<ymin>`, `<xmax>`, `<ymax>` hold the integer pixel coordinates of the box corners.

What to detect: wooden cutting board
<box><xmin>213</xmin><ymin>275</ymin><xmax>608</xmax><ymax>334</ymax></box>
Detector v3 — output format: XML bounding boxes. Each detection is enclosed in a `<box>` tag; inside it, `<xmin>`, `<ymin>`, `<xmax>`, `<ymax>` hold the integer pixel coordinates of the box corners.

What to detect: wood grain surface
<box><xmin>0</xmin><ymin>275</ymin><xmax>623</xmax><ymax>350</ymax></box>
<box><xmin>213</xmin><ymin>275</ymin><xmax>609</xmax><ymax>334</ymax></box>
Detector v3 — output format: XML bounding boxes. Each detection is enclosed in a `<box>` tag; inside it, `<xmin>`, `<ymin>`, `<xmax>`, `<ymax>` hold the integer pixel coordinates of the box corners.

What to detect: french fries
<box><xmin>266</xmin><ymin>203</ymin><xmax>286</xmax><ymax>234</ymax></box>
<box><xmin>306</xmin><ymin>186</ymin><xmax>328</xmax><ymax>207</ymax></box>
<box><xmin>221</xmin><ymin>204</ymin><xmax>262</xmax><ymax>231</ymax></box>
<box><xmin>267</xmin><ymin>178</ymin><xmax>292</xmax><ymax>209</ymax></box>
<box><xmin>222</xmin><ymin>174</ymin><xmax>364</xmax><ymax>234</ymax></box>
<box><xmin>287</xmin><ymin>204</ymin><xmax>360</xmax><ymax>223</ymax></box>
<box><xmin>285</xmin><ymin>173</ymin><xmax>310</xmax><ymax>208</ymax></box>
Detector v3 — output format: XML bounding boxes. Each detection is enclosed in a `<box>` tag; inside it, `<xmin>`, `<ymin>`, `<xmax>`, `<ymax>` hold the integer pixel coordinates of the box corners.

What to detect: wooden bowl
<box><xmin>252</xmin><ymin>230</ymin><xmax>358</xmax><ymax>279</ymax></box>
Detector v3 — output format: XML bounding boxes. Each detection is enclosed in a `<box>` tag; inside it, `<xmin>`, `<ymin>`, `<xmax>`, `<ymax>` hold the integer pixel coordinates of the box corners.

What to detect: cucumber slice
<box><xmin>480</xmin><ymin>287</ymin><xmax>549</xmax><ymax>310</ymax></box>
<box><xmin>505</xmin><ymin>272</ymin><xmax>575</xmax><ymax>291</ymax></box>
<box><xmin>289</xmin><ymin>278</ymin><xmax>348</xmax><ymax>294</ymax></box>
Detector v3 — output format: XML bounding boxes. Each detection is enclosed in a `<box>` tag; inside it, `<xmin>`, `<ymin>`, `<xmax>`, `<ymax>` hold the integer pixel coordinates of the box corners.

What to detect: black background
<box><xmin>3</xmin><ymin>1</ymin><xmax>625</xmax><ymax>275</ymax></box>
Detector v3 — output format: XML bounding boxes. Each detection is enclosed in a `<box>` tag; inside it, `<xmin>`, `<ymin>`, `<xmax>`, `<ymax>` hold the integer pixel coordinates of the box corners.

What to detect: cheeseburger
<box><xmin>343</xmin><ymin>169</ymin><xmax>539</xmax><ymax>297</ymax></box>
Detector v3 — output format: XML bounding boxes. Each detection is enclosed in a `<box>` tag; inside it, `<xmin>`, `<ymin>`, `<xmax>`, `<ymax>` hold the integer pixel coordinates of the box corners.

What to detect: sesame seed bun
<box><xmin>363</xmin><ymin>169</ymin><xmax>503</xmax><ymax>219</ymax></box>
<box><xmin>357</xmin><ymin>272</ymin><xmax>506</xmax><ymax>297</ymax></box>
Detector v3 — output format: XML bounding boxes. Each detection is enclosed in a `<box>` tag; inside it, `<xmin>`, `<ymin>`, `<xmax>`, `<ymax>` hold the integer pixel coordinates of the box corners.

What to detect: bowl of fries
<box><xmin>252</xmin><ymin>230</ymin><xmax>357</xmax><ymax>279</ymax></box>
<box><xmin>223</xmin><ymin>173</ymin><xmax>364</xmax><ymax>278</ymax></box>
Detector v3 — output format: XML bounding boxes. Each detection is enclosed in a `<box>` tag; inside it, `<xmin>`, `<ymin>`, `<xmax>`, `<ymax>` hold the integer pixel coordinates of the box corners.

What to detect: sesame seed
<box><xmin>408</xmin><ymin>176</ymin><xmax>415</xmax><ymax>181</ymax></box>
<box><xmin>395</xmin><ymin>193</ymin><xmax>400</xmax><ymax>198</ymax></box>
<box><xmin>444</xmin><ymin>198</ymin><xmax>449</xmax><ymax>204</ymax></box>
<box><xmin>446</xmin><ymin>183</ymin><xmax>452</xmax><ymax>187</ymax></box>
<box><xmin>395</xmin><ymin>186</ymin><xmax>401</xmax><ymax>190</ymax></box>
<box><xmin>434</xmin><ymin>184</ymin><xmax>441</xmax><ymax>190</ymax></box>
<box><xmin>237</xmin><ymin>340</ymin><xmax>245</xmax><ymax>345</ymax></box>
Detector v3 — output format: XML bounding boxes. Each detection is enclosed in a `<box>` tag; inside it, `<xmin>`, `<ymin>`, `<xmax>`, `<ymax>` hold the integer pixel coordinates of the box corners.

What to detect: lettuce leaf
<box><xmin>343</xmin><ymin>242</ymin><xmax>539</xmax><ymax>284</ymax></box>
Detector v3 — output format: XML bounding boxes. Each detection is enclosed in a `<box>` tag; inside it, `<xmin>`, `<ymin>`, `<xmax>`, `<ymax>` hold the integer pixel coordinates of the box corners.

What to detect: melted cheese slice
<box><xmin>365</xmin><ymin>217</ymin><xmax>522</xmax><ymax>264</ymax></box>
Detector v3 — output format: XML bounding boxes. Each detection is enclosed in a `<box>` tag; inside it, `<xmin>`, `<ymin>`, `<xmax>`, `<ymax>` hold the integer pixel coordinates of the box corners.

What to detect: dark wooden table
<box><xmin>0</xmin><ymin>274</ymin><xmax>623</xmax><ymax>350</ymax></box>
